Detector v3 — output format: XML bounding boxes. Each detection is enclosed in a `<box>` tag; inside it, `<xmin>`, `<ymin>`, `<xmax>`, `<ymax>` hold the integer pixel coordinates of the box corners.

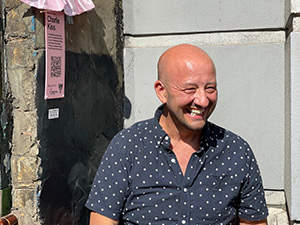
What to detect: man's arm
<box><xmin>89</xmin><ymin>212</ymin><xmax>118</xmax><ymax>225</ymax></box>
<box><xmin>239</xmin><ymin>218</ymin><xmax>267</xmax><ymax>225</ymax></box>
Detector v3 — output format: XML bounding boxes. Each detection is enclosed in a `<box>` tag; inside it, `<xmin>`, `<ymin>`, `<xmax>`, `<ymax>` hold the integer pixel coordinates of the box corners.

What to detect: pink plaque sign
<box><xmin>44</xmin><ymin>11</ymin><xmax>65</xmax><ymax>99</ymax></box>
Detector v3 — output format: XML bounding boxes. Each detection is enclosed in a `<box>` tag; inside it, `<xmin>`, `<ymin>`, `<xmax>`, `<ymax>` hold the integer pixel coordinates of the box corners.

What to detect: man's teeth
<box><xmin>190</xmin><ymin>109</ymin><xmax>204</xmax><ymax>116</ymax></box>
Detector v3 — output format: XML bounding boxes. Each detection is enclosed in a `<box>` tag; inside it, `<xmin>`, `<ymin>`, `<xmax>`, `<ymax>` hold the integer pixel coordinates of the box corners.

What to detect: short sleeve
<box><xmin>238</xmin><ymin>146</ymin><xmax>269</xmax><ymax>221</ymax></box>
<box><xmin>85</xmin><ymin>133</ymin><xmax>131</xmax><ymax>220</ymax></box>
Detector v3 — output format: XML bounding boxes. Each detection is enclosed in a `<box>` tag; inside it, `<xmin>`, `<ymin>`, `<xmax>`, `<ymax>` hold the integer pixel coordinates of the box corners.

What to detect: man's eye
<box><xmin>206</xmin><ymin>87</ymin><xmax>217</xmax><ymax>93</ymax></box>
<box><xmin>184</xmin><ymin>88</ymin><xmax>196</xmax><ymax>93</ymax></box>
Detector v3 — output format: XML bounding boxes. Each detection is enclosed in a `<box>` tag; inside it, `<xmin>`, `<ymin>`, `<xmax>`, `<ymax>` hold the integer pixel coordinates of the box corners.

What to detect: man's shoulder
<box><xmin>207</xmin><ymin>122</ymin><xmax>256</xmax><ymax>164</ymax></box>
<box><xmin>106</xmin><ymin>117</ymin><xmax>160</xmax><ymax>156</ymax></box>
<box><xmin>207</xmin><ymin>121</ymin><xmax>250</xmax><ymax>146</ymax></box>
<box><xmin>128</xmin><ymin>117</ymin><xmax>157</xmax><ymax>130</ymax></box>
<box><xmin>113</xmin><ymin>117</ymin><xmax>158</xmax><ymax>141</ymax></box>
<box><xmin>123</xmin><ymin>117</ymin><xmax>156</xmax><ymax>133</ymax></box>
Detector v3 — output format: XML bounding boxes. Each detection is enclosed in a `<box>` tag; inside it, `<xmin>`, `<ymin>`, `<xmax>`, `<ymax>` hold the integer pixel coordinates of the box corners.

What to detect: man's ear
<box><xmin>154</xmin><ymin>80</ymin><xmax>167</xmax><ymax>104</ymax></box>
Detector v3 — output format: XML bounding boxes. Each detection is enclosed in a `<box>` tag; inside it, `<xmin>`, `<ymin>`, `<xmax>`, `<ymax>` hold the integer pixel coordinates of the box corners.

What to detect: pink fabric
<box><xmin>20</xmin><ymin>0</ymin><xmax>95</xmax><ymax>16</ymax></box>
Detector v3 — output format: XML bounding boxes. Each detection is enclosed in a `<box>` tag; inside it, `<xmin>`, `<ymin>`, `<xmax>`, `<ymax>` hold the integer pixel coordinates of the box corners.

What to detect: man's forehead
<box><xmin>158</xmin><ymin>45</ymin><xmax>216</xmax><ymax>82</ymax></box>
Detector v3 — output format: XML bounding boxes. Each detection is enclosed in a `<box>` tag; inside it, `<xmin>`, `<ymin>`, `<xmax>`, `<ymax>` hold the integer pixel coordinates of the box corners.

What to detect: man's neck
<box><xmin>159</xmin><ymin>113</ymin><xmax>202</xmax><ymax>151</ymax></box>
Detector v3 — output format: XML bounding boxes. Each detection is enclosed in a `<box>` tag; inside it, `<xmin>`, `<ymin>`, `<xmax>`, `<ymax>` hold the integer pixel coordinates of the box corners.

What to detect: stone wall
<box><xmin>3</xmin><ymin>1</ymin><xmax>40</xmax><ymax>223</ymax></box>
<box><xmin>0</xmin><ymin>0</ymin><xmax>13</xmax><ymax>217</ymax></box>
<box><xmin>1</xmin><ymin>0</ymin><xmax>123</xmax><ymax>224</ymax></box>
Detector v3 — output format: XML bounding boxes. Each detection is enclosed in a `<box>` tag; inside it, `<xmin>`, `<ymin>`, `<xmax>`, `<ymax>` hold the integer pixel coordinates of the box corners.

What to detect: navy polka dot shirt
<box><xmin>86</xmin><ymin>106</ymin><xmax>268</xmax><ymax>225</ymax></box>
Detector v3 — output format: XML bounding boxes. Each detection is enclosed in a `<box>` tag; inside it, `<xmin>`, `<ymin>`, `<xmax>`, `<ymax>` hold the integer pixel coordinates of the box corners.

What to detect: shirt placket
<box><xmin>180</xmin><ymin>153</ymin><xmax>204</xmax><ymax>225</ymax></box>
<box><xmin>168</xmin><ymin>154</ymin><xmax>190</xmax><ymax>225</ymax></box>
<box><xmin>160</xmin><ymin>138</ymin><xmax>206</xmax><ymax>225</ymax></box>
<box><xmin>180</xmin><ymin>180</ymin><xmax>190</xmax><ymax>225</ymax></box>
<box><xmin>166</xmin><ymin>152</ymin><xmax>191</xmax><ymax>225</ymax></box>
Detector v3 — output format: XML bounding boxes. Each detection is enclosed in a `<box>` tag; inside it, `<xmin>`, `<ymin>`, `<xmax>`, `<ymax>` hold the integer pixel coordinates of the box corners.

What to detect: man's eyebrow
<box><xmin>207</xmin><ymin>82</ymin><xmax>217</xmax><ymax>85</ymax></box>
<box><xmin>184</xmin><ymin>82</ymin><xmax>197</xmax><ymax>86</ymax></box>
<box><xmin>184</xmin><ymin>81</ymin><xmax>217</xmax><ymax>86</ymax></box>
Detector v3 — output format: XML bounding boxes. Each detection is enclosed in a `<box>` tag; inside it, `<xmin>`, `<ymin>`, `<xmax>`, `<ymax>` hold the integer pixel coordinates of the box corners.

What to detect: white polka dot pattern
<box><xmin>86</xmin><ymin>106</ymin><xmax>268</xmax><ymax>224</ymax></box>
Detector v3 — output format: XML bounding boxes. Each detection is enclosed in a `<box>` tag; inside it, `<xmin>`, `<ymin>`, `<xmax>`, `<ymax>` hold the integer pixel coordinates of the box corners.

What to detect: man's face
<box><xmin>161</xmin><ymin>58</ymin><xmax>218</xmax><ymax>132</ymax></box>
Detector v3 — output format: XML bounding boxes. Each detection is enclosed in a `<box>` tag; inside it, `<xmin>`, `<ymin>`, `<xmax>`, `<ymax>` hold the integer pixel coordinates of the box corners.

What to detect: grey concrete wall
<box><xmin>1</xmin><ymin>0</ymin><xmax>123</xmax><ymax>224</ymax></box>
<box><xmin>292</xmin><ymin>0</ymin><xmax>300</xmax><ymax>12</ymax></box>
<box><xmin>124</xmin><ymin>0</ymin><xmax>286</xmax><ymax>34</ymax></box>
<box><xmin>285</xmin><ymin>11</ymin><xmax>300</xmax><ymax>221</ymax></box>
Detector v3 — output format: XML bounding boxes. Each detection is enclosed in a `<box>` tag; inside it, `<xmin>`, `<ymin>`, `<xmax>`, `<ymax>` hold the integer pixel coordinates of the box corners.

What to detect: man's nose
<box><xmin>193</xmin><ymin>90</ymin><xmax>209</xmax><ymax>108</ymax></box>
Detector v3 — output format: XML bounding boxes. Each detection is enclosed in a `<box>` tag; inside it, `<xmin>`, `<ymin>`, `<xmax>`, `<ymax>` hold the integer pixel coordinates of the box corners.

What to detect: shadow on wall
<box><xmin>36</xmin><ymin>51</ymin><xmax>122</xmax><ymax>225</ymax></box>
<box><xmin>124</xmin><ymin>95</ymin><xmax>131</xmax><ymax>119</ymax></box>
<box><xmin>35</xmin><ymin>11</ymin><xmax>123</xmax><ymax>225</ymax></box>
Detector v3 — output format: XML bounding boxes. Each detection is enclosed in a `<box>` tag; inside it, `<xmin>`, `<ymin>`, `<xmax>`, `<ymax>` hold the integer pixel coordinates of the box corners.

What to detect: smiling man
<box><xmin>86</xmin><ymin>44</ymin><xmax>268</xmax><ymax>225</ymax></box>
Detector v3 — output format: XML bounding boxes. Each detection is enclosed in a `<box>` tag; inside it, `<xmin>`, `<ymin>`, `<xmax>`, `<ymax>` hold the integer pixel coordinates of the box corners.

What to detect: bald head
<box><xmin>157</xmin><ymin>44</ymin><xmax>216</xmax><ymax>83</ymax></box>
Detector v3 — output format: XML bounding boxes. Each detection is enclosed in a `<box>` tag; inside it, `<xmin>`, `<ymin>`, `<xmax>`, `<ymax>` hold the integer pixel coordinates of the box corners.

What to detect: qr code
<box><xmin>51</xmin><ymin>56</ymin><xmax>61</xmax><ymax>77</ymax></box>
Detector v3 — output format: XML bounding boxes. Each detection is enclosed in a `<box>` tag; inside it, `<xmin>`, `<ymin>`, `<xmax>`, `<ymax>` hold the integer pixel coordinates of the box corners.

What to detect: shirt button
<box><xmin>171</xmin><ymin>158</ymin><xmax>176</xmax><ymax>163</ymax></box>
<box><xmin>181</xmin><ymin>220</ymin><xmax>186</xmax><ymax>224</ymax></box>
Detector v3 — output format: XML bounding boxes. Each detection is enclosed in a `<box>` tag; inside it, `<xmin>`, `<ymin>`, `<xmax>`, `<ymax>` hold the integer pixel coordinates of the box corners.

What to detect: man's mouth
<box><xmin>187</xmin><ymin>108</ymin><xmax>205</xmax><ymax>117</ymax></box>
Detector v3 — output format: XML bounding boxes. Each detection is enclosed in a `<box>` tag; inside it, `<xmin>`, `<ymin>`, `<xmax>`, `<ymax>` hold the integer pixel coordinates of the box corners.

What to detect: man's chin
<box><xmin>184</xmin><ymin>121</ymin><xmax>207</xmax><ymax>132</ymax></box>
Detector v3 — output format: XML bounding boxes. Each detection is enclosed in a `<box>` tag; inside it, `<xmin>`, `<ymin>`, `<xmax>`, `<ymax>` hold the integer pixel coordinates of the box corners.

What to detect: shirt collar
<box><xmin>153</xmin><ymin>105</ymin><xmax>169</xmax><ymax>149</ymax></box>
